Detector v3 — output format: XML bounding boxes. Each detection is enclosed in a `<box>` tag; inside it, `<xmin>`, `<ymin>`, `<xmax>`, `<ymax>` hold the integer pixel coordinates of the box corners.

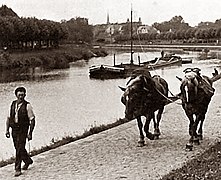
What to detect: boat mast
<box><xmin>130</xmin><ymin>5</ymin><xmax>133</xmax><ymax>64</ymax></box>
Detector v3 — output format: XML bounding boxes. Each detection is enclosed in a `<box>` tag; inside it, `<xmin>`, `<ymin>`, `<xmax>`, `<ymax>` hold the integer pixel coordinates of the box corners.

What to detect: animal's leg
<box><xmin>197</xmin><ymin>114</ymin><xmax>205</xmax><ymax>140</ymax></box>
<box><xmin>144</xmin><ymin>114</ymin><xmax>155</xmax><ymax>140</ymax></box>
<box><xmin>186</xmin><ymin>114</ymin><xmax>194</xmax><ymax>151</ymax></box>
<box><xmin>154</xmin><ymin>107</ymin><xmax>164</xmax><ymax>139</ymax></box>
<box><xmin>137</xmin><ymin>117</ymin><xmax>145</xmax><ymax>146</ymax></box>
<box><xmin>180</xmin><ymin>81</ymin><xmax>187</xmax><ymax>103</ymax></box>
<box><xmin>197</xmin><ymin>121</ymin><xmax>203</xmax><ymax>140</ymax></box>
<box><xmin>185</xmin><ymin>113</ymin><xmax>195</xmax><ymax>145</ymax></box>
<box><xmin>153</xmin><ymin>112</ymin><xmax>156</xmax><ymax>129</ymax></box>
<box><xmin>192</xmin><ymin>114</ymin><xmax>201</xmax><ymax>145</ymax></box>
<box><xmin>152</xmin><ymin>112</ymin><xmax>157</xmax><ymax>137</ymax></box>
<box><xmin>187</xmin><ymin>114</ymin><xmax>194</xmax><ymax>137</ymax></box>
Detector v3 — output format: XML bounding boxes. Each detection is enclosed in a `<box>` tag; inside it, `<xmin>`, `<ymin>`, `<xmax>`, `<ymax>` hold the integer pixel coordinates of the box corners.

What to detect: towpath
<box><xmin>0</xmin><ymin>83</ymin><xmax>221</xmax><ymax>180</ymax></box>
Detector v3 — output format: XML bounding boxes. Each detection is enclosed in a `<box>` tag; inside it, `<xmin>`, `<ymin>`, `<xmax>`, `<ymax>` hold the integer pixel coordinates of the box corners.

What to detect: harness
<box><xmin>143</xmin><ymin>75</ymin><xmax>180</xmax><ymax>104</ymax></box>
<box><xmin>133</xmin><ymin>75</ymin><xmax>169</xmax><ymax>106</ymax></box>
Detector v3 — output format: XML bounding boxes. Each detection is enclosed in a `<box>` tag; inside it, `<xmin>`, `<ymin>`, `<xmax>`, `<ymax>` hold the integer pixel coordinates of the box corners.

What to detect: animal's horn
<box><xmin>176</xmin><ymin>76</ymin><xmax>182</xmax><ymax>81</ymax></box>
<box><xmin>183</xmin><ymin>68</ymin><xmax>192</xmax><ymax>73</ymax></box>
<box><xmin>118</xmin><ymin>86</ymin><xmax>126</xmax><ymax>91</ymax></box>
<box><xmin>211</xmin><ymin>69</ymin><xmax>221</xmax><ymax>82</ymax></box>
<box><xmin>212</xmin><ymin>68</ymin><xmax>218</xmax><ymax>77</ymax></box>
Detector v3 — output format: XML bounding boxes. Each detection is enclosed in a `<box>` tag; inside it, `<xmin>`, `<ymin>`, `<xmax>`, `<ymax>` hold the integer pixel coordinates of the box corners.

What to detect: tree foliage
<box><xmin>0</xmin><ymin>5</ymin><xmax>18</xmax><ymax>17</ymax></box>
<box><xmin>63</xmin><ymin>17</ymin><xmax>93</xmax><ymax>44</ymax></box>
<box><xmin>152</xmin><ymin>15</ymin><xmax>190</xmax><ymax>33</ymax></box>
<box><xmin>116</xmin><ymin>15</ymin><xmax>221</xmax><ymax>44</ymax></box>
<box><xmin>0</xmin><ymin>5</ymin><xmax>94</xmax><ymax>49</ymax></box>
<box><xmin>0</xmin><ymin>16</ymin><xmax>68</xmax><ymax>49</ymax></box>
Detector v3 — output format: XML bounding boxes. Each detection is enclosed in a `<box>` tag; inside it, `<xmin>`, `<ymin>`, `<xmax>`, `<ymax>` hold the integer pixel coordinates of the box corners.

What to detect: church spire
<box><xmin>107</xmin><ymin>11</ymin><xmax>110</xmax><ymax>24</ymax></box>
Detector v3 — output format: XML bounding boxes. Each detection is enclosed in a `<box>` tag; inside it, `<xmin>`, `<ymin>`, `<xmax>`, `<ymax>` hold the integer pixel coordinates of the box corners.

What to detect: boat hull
<box><xmin>89</xmin><ymin>56</ymin><xmax>182</xmax><ymax>80</ymax></box>
<box><xmin>146</xmin><ymin>58</ymin><xmax>182</xmax><ymax>70</ymax></box>
<box><xmin>182</xmin><ymin>59</ymin><xmax>192</xmax><ymax>64</ymax></box>
<box><xmin>89</xmin><ymin>65</ymin><xmax>126</xmax><ymax>79</ymax></box>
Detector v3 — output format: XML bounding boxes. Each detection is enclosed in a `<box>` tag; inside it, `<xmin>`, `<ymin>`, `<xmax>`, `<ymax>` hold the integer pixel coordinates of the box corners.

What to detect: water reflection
<box><xmin>0</xmin><ymin>67</ymin><xmax>68</xmax><ymax>83</ymax></box>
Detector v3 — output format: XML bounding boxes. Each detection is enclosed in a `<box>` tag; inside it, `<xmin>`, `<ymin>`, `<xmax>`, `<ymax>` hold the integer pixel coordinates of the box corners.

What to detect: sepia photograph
<box><xmin>0</xmin><ymin>0</ymin><xmax>221</xmax><ymax>179</ymax></box>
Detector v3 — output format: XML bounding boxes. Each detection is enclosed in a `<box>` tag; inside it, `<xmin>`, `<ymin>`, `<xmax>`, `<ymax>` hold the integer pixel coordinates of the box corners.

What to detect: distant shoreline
<box><xmin>104</xmin><ymin>43</ymin><xmax>221</xmax><ymax>52</ymax></box>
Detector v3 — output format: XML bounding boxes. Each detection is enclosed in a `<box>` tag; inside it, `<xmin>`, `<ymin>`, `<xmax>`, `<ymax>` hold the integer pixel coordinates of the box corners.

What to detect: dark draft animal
<box><xmin>119</xmin><ymin>69</ymin><xmax>170</xmax><ymax>146</ymax></box>
<box><xmin>177</xmin><ymin>67</ymin><xmax>221</xmax><ymax>150</ymax></box>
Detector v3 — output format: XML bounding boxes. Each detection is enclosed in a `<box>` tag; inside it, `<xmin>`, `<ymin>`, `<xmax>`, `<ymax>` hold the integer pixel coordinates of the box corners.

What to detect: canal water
<box><xmin>0</xmin><ymin>50</ymin><xmax>220</xmax><ymax>160</ymax></box>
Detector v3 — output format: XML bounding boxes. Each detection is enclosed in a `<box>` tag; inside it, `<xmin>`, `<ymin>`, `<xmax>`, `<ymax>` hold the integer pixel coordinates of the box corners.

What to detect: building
<box><xmin>137</xmin><ymin>25</ymin><xmax>158</xmax><ymax>34</ymax></box>
<box><xmin>93</xmin><ymin>13</ymin><xmax>144</xmax><ymax>43</ymax></box>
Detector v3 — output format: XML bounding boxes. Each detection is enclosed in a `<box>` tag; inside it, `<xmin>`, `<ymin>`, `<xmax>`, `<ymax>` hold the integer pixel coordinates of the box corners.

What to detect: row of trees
<box><xmin>0</xmin><ymin>16</ymin><xmax>68</xmax><ymax>49</ymax></box>
<box><xmin>0</xmin><ymin>5</ymin><xmax>94</xmax><ymax>50</ymax></box>
<box><xmin>115</xmin><ymin>16</ymin><xmax>221</xmax><ymax>43</ymax></box>
<box><xmin>133</xmin><ymin>26</ymin><xmax>221</xmax><ymax>43</ymax></box>
<box><xmin>0</xmin><ymin>16</ymin><xmax>95</xmax><ymax>49</ymax></box>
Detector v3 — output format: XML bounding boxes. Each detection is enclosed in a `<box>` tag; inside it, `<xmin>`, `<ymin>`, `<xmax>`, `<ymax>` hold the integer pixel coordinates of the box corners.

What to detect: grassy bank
<box><xmin>161</xmin><ymin>141</ymin><xmax>221</xmax><ymax>180</ymax></box>
<box><xmin>0</xmin><ymin>118</ymin><xmax>130</xmax><ymax>168</ymax></box>
<box><xmin>0</xmin><ymin>44</ymin><xmax>108</xmax><ymax>69</ymax></box>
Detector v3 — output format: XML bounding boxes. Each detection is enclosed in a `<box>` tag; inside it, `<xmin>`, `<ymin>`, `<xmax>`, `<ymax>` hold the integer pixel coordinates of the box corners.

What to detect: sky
<box><xmin>1</xmin><ymin>0</ymin><xmax>221</xmax><ymax>26</ymax></box>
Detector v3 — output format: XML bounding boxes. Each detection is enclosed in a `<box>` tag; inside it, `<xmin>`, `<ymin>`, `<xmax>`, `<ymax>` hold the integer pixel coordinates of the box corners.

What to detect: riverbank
<box><xmin>104</xmin><ymin>43</ymin><xmax>221</xmax><ymax>52</ymax></box>
<box><xmin>0</xmin><ymin>84</ymin><xmax>221</xmax><ymax>179</ymax></box>
<box><xmin>0</xmin><ymin>118</ymin><xmax>129</xmax><ymax>168</ymax></box>
<box><xmin>104</xmin><ymin>43</ymin><xmax>221</xmax><ymax>60</ymax></box>
<box><xmin>0</xmin><ymin>44</ymin><xmax>108</xmax><ymax>69</ymax></box>
<box><xmin>1</xmin><ymin>43</ymin><xmax>220</xmax><ymax>70</ymax></box>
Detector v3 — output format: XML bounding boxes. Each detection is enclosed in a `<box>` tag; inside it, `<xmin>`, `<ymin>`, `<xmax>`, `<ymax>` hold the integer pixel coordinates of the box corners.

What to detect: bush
<box><xmin>1</xmin><ymin>44</ymin><xmax>108</xmax><ymax>70</ymax></box>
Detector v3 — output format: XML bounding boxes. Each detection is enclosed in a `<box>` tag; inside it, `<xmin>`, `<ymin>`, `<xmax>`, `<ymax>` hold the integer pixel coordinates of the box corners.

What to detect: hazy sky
<box><xmin>1</xmin><ymin>0</ymin><xmax>221</xmax><ymax>26</ymax></box>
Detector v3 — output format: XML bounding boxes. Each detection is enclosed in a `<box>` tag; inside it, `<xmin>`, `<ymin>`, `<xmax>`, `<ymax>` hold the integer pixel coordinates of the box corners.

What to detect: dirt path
<box><xmin>0</xmin><ymin>83</ymin><xmax>221</xmax><ymax>180</ymax></box>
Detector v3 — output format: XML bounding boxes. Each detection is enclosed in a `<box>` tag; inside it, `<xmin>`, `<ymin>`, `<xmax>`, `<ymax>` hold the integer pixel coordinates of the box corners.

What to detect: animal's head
<box><xmin>180</xmin><ymin>68</ymin><xmax>201</xmax><ymax>102</ymax></box>
<box><xmin>119</xmin><ymin>73</ymin><xmax>153</xmax><ymax>120</ymax></box>
<box><xmin>178</xmin><ymin>68</ymin><xmax>217</xmax><ymax>104</ymax></box>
